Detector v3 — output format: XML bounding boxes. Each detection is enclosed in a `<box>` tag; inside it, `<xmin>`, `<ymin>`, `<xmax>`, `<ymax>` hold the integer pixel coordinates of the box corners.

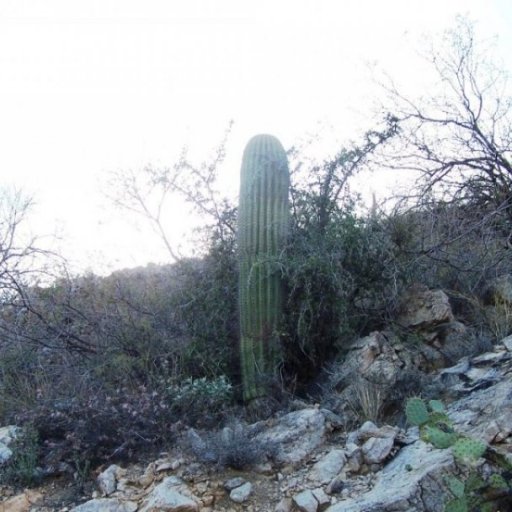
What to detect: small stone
<box><xmin>326</xmin><ymin>475</ymin><xmax>345</xmax><ymax>495</ymax></box>
<box><xmin>483</xmin><ymin>420</ymin><xmax>501</xmax><ymax>443</ymax></box>
<box><xmin>358</xmin><ymin>422</ymin><xmax>398</xmax><ymax>440</ymax></box>
<box><xmin>254</xmin><ymin>461</ymin><xmax>273</xmax><ymax>474</ymax></box>
<box><xmin>344</xmin><ymin>443</ymin><xmax>363</xmax><ymax>472</ymax></box>
<box><xmin>0</xmin><ymin>425</ymin><xmax>20</xmax><ymax>445</ymax></box>
<box><xmin>308</xmin><ymin>449</ymin><xmax>346</xmax><ymax>484</ymax></box>
<box><xmin>156</xmin><ymin>461</ymin><xmax>175</xmax><ymax>472</ymax></box>
<box><xmin>201</xmin><ymin>494</ymin><xmax>214</xmax><ymax>507</ymax></box>
<box><xmin>293</xmin><ymin>490</ymin><xmax>318</xmax><ymax>512</ymax></box>
<box><xmin>97</xmin><ymin>464</ymin><xmax>120</xmax><ymax>496</ymax></box>
<box><xmin>229</xmin><ymin>482</ymin><xmax>252</xmax><ymax>503</ymax></box>
<box><xmin>502</xmin><ymin>335</ymin><xmax>512</xmax><ymax>351</ymax></box>
<box><xmin>361</xmin><ymin>436</ymin><xmax>395</xmax><ymax>464</ymax></box>
<box><xmin>312</xmin><ymin>488</ymin><xmax>330</xmax><ymax>510</ymax></box>
<box><xmin>224</xmin><ymin>477</ymin><xmax>246</xmax><ymax>491</ymax></box>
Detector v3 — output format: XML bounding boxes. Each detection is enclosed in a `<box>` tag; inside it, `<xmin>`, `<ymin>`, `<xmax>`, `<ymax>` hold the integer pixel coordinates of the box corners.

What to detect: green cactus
<box><xmin>405</xmin><ymin>397</ymin><xmax>430</xmax><ymax>426</ymax></box>
<box><xmin>422</xmin><ymin>424</ymin><xmax>458</xmax><ymax>449</ymax></box>
<box><xmin>238</xmin><ymin>134</ymin><xmax>290</xmax><ymax>401</ymax></box>
<box><xmin>452</xmin><ymin>438</ymin><xmax>486</xmax><ymax>463</ymax></box>
<box><xmin>428</xmin><ymin>399</ymin><xmax>446</xmax><ymax>414</ymax></box>
<box><xmin>406</xmin><ymin>398</ymin><xmax>512</xmax><ymax>511</ymax></box>
<box><xmin>445</xmin><ymin>497</ymin><xmax>468</xmax><ymax>512</ymax></box>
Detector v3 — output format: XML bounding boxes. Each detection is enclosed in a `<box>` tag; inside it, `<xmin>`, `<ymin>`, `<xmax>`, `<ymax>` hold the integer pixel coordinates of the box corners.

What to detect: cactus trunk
<box><xmin>238</xmin><ymin>134</ymin><xmax>290</xmax><ymax>401</ymax></box>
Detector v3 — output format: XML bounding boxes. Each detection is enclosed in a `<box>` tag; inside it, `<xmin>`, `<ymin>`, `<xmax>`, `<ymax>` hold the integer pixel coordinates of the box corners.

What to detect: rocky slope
<box><xmin>1</xmin><ymin>287</ymin><xmax>512</xmax><ymax>512</ymax></box>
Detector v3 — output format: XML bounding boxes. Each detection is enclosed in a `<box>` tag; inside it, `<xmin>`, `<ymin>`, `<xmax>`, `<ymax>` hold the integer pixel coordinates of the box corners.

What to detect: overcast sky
<box><xmin>1</xmin><ymin>0</ymin><xmax>511</xmax><ymax>273</ymax></box>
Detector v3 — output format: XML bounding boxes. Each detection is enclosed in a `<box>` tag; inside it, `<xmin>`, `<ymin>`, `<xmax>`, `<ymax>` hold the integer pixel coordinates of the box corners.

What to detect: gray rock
<box><xmin>502</xmin><ymin>334</ymin><xmax>512</xmax><ymax>351</ymax></box>
<box><xmin>0</xmin><ymin>425</ymin><xmax>19</xmax><ymax>465</ymax></box>
<box><xmin>397</xmin><ymin>286</ymin><xmax>454</xmax><ymax>329</ymax></box>
<box><xmin>229</xmin><ymin>481</ymin><xmax>252</xmax><ymax>503</ymax></box>
<box><xmin>293</xmin><ymin>489</ymin><xmax>319</xmax><ymax>512</ymax></box>
<box><xmin>71</xmin><ymin>499</ymin><xmax>138</xmax><ymax>512</ymax></box>
<box><xmin>140</xmin><ymin>476</ymin><xmax>199</xmax><ymax>512</ymax></box>
<box><xmin>326</xmin><ymin>441</ymin><xmax>453</xmax><ymax>511</ymax></box>
<box><xmin>357</xmin><ymin>422</ymin><xmax>398</xmax><ymax>441</ymax></box>
<box><xmin>345</xmin><ymin>445</ymin><xmax>363</xmax><ymax>473</ymax></box>
<box><xmin>326</xmin><ymin>475</ymin><xmax>345</xmax><ymax>495</ymax></box>
<box><xmin>97</xmin><ymin>464</ymin><xmax>120</xmax><ymax>496</ymax></box>
<box><xmin>312</xmin><ymin>487</ymin><xmax>331</xmax><ymax>510</ymax></box>
<box><xmin>0</xmin><ymin>443</ymin><xmax>13</xmax><ymax>464</ymax></box>
<box><xmin>361</xmin><ymin>437</ymin><xmax>395</xmax><ymax>464</ymax></box>
<box><xmin>224</xmin><ymin>476</ymin><xmax>246</xmax><ymax>491</ymax></box>
<box><xmin>308</xmin><ymin>449</ymin><xmax>346</xmax><ymax>484</ymax></box>
<box><xmin>0</xmin><ymin>425</ymin><xmax>19</xmax><ymax>445</ymax></box>
<box><xmin>254</xmin><ymin>408</ymin><xmax>327</xmax><ymax>464</ymax></box>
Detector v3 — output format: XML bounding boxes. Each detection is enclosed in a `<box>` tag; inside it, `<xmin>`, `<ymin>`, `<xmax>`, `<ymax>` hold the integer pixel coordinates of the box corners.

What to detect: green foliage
<box><xmin>0</xmin><ymin>425</ymin><xmax>40</xmax><ymax>487</ymax></box>
<box><xmin>166</xmin><ymin>375</ymin><xmax>234</xmax><ymax>427</ymax></box>
<box><xmin>283</xmin><ymin>201</ymin><xmax>402</xmax><ymax>382</ymax></box>
<box><xmin>238</xmin><ymin>134</ymin><xmax>290</xmax><ymax>401</ymax></box>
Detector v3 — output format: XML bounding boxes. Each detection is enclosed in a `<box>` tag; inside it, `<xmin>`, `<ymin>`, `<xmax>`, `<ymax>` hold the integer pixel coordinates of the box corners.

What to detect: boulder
<box><xmin>0</xmin><ymin>490</ymin><xmax>43</xmax><ymax>512</ymax></box>
<box><xmin>139</xmin><ymin>476</ymin><xmax>199</xmax><ymax>512</ymax></box>
<box><xmin>326</xmin><ymin>441</ymin><xmax>453</xmax><ymax>511</ymax></box>
<box><xmin>361</xmin><ymin>437</ymin><xmax>395</xmax><ymax>464</ymax></box>
<box><xmin>0</xmin><ymin>426</ymin><xmax>19</xmax><ymax>465</ymax></box>
<box><xmin>293</xmin><ymin>489</ymin><xmax>320</xmax><ymax>512</ymax></box>
<box><xmin>97</xmin><ymin>464</ymin><xmax>121</xmax><ymax>496</ymax></box>
<box><xmin>397</xmin><ymin>285</ymin><xmax>454</xmax><ymax>329</ymax></box>
<box><xmin>308</xmin><ymin>449</ymin><xmax>346</xmax><ymax>484</ymax></box>
<box><xmin>0</xmin><ymin>426</ymin><xmax>19</xmax><ymax>446</ymax></box>
<box><xmin>254</xmin><ymin>408</ymin><xmax>327</xmax><ymax>464</ymax></box>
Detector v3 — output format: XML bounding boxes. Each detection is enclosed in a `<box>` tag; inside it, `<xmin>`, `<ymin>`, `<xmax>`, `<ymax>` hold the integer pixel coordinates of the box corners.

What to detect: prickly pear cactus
<box><xmin>405</xmin><ymin>397</ymin><xmax>430</xmax><ymax>426</ymax></box>
<box><xmin>423</xmin><ymin>424</ymin><xmax>458</xmax><ymax>449</ymax></box>
<box><xmin>238</xmin><ymin>134</ymin><xmax>290</xmax><ymax>401</ymax></box>
<box><xmin>452</xmin><ymin>438</ymin><xmax>487</xmax><ymax>463</ymax></box>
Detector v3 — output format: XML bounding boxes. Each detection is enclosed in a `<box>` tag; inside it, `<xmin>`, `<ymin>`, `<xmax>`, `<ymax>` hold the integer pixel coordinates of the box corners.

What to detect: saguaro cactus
<box><xmin>238</xmin><ymin>134</ymin><xmax>290</xmax><ymax>401</ymax></box>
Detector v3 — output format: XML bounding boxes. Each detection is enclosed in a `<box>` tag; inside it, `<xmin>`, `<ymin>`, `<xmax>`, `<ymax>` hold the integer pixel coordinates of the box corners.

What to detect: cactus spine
<box><xmin>238</xmin><ymin>134</ymin><xmax>290</xmax><ymax>402</ymax></box>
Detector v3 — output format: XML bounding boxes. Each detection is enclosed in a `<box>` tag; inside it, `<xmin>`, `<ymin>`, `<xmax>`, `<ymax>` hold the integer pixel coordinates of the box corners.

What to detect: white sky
<box><xmin>1</xmin><ymin>0</ymin><xmax>511</xmax><ymax>273</ymax></box>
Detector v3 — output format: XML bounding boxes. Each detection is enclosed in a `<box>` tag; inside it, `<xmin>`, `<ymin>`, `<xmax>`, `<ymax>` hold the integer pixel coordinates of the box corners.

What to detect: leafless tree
<box><xmin>378</xmin><ymin>18</ymin><xmax>512</xmax><ymax>220</ymax></box>
<box><xmin>107</xmin><ymin>123</ymin><xmax>236</xmax><ymax>261</ymax></box>
<box><xmin>373</xmin><ymin>18</ymin><xmax>512</xmax><ymax>288</ymax></box>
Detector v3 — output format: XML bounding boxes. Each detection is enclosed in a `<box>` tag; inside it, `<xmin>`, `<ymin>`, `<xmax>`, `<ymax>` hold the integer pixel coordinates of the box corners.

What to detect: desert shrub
<box><xmin>15</xmin><ymin>385</ymin><xmax>178</xmax><ymax>471</ymax></box>
<box><xmin>347</xmin><ymin>378</ymin><xmax>385</xmax><ymax>423</ymax></box>
<box><xmin>165</xmin><ymin>375</ymin><xmax>235</xmax><ymax>428</ymax></box>
<box><xmin>383</xmin><ymin>199</ymin><xmax>511</xmax><ymax>300</ymax></box>
<box><xmin>186</xmin><ymin>422</ymin><xmax>276</xmax><ymax>469</ymax></box>
<box><xmin>168</xmin><ymin>247</ymin><xmax>238</xmax><ymax>381</ymax></box>
<box><xmin>282</xmin><ymin>202</ymin><xmax>403</xmax><ymax>384</ymax></box>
